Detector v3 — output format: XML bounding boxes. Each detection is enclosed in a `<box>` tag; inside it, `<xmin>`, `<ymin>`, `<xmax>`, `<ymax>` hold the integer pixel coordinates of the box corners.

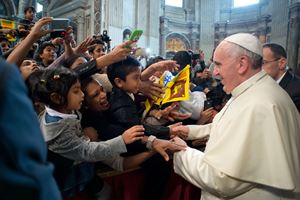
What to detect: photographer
<box><xmin>91</xmin><ymin>30</ymin><xmax>111</xmax><ymax>53</ymax></box>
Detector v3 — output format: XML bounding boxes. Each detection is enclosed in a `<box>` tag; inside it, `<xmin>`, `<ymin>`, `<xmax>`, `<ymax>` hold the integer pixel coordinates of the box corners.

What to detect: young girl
<box><xmin>35</xmin><ymin>66</ymin><xmax>149</xmax><ymax>199</ymax></box>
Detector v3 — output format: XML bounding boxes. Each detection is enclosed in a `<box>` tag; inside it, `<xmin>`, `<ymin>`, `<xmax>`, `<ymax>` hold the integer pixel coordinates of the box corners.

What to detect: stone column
<box><xmin>159</xmin><ymin>16</ymin><xmax>167</xmax><ymax>56</ymax></box>
<box><xmin>287</xmin><ymin>3</ymin><xmax>300</xmax><ymax>72</ymax></box>
<box><xmin>94</xmin><ymin>0</ymin><xmax>101</xmax><ymax>35</ymax></box>
<box><xmin>76</xmin><ymin>14</ymin><xmax>84</xmax><ymax>42</ymax></box>
<box><xmin>159</xmin><ymin>1</ymin><xmax>166</xmax><ymax>56</ymax></box>
<box><xmin>3</xmin><ymin>0</ymin><xmax>17</xmax><ymax>16</ymax></box>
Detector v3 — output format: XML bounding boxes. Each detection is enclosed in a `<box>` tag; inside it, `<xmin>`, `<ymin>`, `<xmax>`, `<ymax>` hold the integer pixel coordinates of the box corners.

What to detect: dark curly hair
<box><xmin>35</xmin><ymin>66</ymin><xmax>79</xmax><ymax>107</ymax></box>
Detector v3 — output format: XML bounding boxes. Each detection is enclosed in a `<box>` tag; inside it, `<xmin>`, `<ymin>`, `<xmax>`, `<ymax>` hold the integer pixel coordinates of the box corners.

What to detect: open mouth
<box><xmin>99</xmin><ymin>100</ymin><xmax>109</xmax><ymax>107</ymax></box>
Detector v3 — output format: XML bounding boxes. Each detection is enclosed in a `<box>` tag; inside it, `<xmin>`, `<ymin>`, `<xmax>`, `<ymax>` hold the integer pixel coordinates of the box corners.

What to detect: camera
<box><xmin>100</xmin><ymin>30</ymin><xmax>111</xmax><ymax>52</ymax></box>
<box><xmin>100</xmin><ymin>30</ymin><xmax>111</xmax><ymax>43</ymax></box>
<box><xmin>49</xmin><ymin>18</ymin><xmax>70</xmax><ymax>38</ymax></box>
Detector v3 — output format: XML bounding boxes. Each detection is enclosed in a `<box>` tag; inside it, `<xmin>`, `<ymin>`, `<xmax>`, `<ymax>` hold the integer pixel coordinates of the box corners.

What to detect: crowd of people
<box><xmin>1</xmin><ymin>6</ymin><xmax>300</xmax><ymax>200</ymax></box>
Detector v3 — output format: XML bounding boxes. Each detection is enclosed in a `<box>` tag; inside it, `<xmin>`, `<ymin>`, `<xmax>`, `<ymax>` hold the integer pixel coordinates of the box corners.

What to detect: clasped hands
<box><xmin>151</xmin><ymin>136</ymin><xmax>188</xmax><ymax>161</ymax></box>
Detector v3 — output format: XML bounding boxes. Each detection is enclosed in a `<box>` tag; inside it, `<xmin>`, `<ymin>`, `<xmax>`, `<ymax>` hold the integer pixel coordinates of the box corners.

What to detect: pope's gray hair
<box><xmin>224</xmin><ymin>41</ymin><xmax>263</xmax><ymax>69</ymax></box>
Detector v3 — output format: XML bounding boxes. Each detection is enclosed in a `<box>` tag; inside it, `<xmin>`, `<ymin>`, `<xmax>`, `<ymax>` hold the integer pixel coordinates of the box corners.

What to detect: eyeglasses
<box><xmin>262</xmin><ymin>58</ymin><xmax>280</xmax><ymax>65</ymax></box>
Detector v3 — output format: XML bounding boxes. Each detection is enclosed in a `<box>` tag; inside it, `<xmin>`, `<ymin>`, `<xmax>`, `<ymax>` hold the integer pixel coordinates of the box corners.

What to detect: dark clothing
<box><xmin>81</xmin><ymin>109</ymin><xmax>121</xmax><ymax>141</ymax></box>
<box><xmin>107</xmin><ymin>87</ymin><xmax>170</xmax><ymax>155</ymax></box>
<box><xmin>47</xmin><ymin>150</ymin><xmax>99</xmax><ymax>198</ymax></box>
<box><xmin>0</xmin><ymin>60</ymin><xmax>60</xmax><ymax>200</ymax></box>
<box><xmin>279</xmin><ymin>70</ymin><xmax>300</xmax><ymax>112</ymax></box>
<box><xmin>74</xmin><ymin>59</ymin><xmax>101</xmax><ymax>80</ymax></box>
<box><xmin>81</xmin><ymin>87</ymin><xmax>171</xmax><ymax>199</ymax></box>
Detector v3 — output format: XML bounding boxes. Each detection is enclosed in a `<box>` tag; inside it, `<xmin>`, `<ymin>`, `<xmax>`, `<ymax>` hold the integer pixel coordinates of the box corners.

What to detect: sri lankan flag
<box><xmin>143</xmin><ymin>65</ymin><xmax>190</xmax><ymax>118</ymax></box>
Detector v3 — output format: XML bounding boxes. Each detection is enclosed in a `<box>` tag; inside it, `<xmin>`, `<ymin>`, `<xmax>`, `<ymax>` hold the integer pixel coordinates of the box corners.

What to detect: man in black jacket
<box><xmin>263</xmin><ymin>43</ymin><xmax>300</xmax><ymax>112</ymax></box>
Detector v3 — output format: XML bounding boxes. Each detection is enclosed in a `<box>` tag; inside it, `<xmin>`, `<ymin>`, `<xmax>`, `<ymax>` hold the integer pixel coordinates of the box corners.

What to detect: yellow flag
<box><xmin>0</xmin><ymin>19</ymin><xmax>15</xmax><ymax>29</ymax></box>
<box><xmin>0</xmin><ymin>19</ymin><xmax>17</xmax><ymax>42</ymax></box>
<box><xmin>143</xmin><ymin>65</ymin><xmax>190</xmax><ymax>118</ymax></box>
<box><xmin>162</xmin><ymin>65</ymin><xmax>190</xmax><ymax>104</ymax></box>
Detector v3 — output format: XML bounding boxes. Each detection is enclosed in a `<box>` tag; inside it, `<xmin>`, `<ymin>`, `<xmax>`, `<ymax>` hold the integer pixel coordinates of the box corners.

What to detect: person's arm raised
<box><xmin>141</xmin><ymin>60</ymin><xmax>179</xmax><ymax>81</ymax></box>
<box><xmin>94</xmin><ymin>40</ymin><xmax>133</xmax><ymax>70</ymax></box>
<box><xmin>7</xmin><ymin>17</ymin><xmax>53</xmax><ymax>66</ymax></box>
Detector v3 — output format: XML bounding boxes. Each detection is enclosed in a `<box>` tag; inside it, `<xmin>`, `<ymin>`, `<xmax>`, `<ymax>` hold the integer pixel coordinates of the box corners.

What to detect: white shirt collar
<box><xmin>127</xmin><ymin>92</ymin><xmax>135</xmax><ymax>101</ymax></box>
<box><xmin>276</xmin><ymin>71</ymin><xmax>287</xmax><ymax>84</ymax></box>
<box><xmin>45</xmin><ymin>106</ymin><xmax>78</xmax><ymax>119</ymax></box>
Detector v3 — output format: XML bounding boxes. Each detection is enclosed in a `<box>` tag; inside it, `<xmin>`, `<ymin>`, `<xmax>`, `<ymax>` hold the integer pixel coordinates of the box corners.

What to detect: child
<box><xmin>88</xmin><ymin>39</ymin><xmax>106</xmax><ymax>60</ymax></box>
<box><xmin>106</xmin><ymin>56</ymin><xmax>182</xmax><ymax>200</ymax></box>
<box><xmin>106</xmin><ymin>56</ymin><xmax>176</xmax><ymax>153</ymax></box>
<box><xmin>35</xmin><ymin>66</ymin><xmax>150</xmax><ymax>199</ymax></box>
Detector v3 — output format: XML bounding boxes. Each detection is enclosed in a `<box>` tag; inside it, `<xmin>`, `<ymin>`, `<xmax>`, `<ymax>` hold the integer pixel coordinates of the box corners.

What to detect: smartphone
<box><xmin>128</xmin><ymin>29</ymin><xmax>143</xmax><ymax>42</ymax></box>
<box><xmin>49</xmin><ymin>18</ymin><xmax>70</xmax><ymax>38</ymax></box>
<box><xmin>204</xmin><ymin>100</ymin><xmax>213</xmax><ymax>110</ymax></box>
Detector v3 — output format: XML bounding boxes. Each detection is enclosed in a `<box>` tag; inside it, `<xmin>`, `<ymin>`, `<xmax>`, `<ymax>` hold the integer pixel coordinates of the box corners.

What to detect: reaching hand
<box><xmin>108</xmin><ymin>40</ymin><xmax>133</xmax><ymax>63</ymax></box>
<box><xmin>164</xmin><ymin>103</ymin><xmax>191</xmax><ymax>121</ymax></box>
<box><xmin>51</xmin><ymin>37</ymin><xmax>64</xmax><ymax>46</ymax></box>
<box><xmin>74</xmin><ymin>37</ymin><xmax>94</xmax><ymax>54</ymax></box>
<box><xmin>151</xmin><ymin>60</ymin><xmax>179</xmax><ymax>73</ymax></box>
<box><xmin>197</xmin><ymin>107</ymin><xmax>215</xmax><ymax>125</ymax></box>
<box><xmin>29</xmin><ymin>17</ymin><xmax>53</xmax><ymax>40</ymax></box>
<box><xmin>62</xmin><ymin>27</ymin><xmax>74</xmax><ymax>45</ymax></box>
<box><xmin>122</xmin><ymin>125</ymin><xmax>145</xmax><ymax>144</ymax></box>
<box><xmin>170</xmin><ymin>136</ymin><xmax>187</xmax><ymax>147</ymax></box>
<box><xmin>83</xmin><ymin>127</ymin><xmax>99</xmax><ymax>142</ymax></box>
<box><xmin>151</xmin><ymin>138</ymin><xmax>186</xmax><ymax>161</ymax></box>
<box><xmin>169</xmin><ymin>123</ymin><xmax>189</xmax><ymax>139</ymax></box>
<box><xmin>139</xmin><ymin>80</ymin><xmax>164</xmax><ymax>99</ymax></box>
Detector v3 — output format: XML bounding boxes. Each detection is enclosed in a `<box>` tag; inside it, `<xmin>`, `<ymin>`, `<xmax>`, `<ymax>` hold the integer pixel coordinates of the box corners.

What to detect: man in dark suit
<box><xmin>263</xmin><ymin>43</ymin><xmax>300</xmax><ymax>112</ymax></box>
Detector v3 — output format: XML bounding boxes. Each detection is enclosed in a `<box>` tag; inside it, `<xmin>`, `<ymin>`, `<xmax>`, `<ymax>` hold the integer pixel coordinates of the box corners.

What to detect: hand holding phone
<box><xmin>126</xmin><ymin>29</ymin><xmax>143</xmax><ymax>48</ymax></box>
<box><xmin>49</xmin><ymin>18</ymin><xmax>70</xmax><ymax>38</ymax></box>
<box><xmin>129</xmin><ymin>29</ymin><xmax>143</xmax><ymax>41</ymax></box>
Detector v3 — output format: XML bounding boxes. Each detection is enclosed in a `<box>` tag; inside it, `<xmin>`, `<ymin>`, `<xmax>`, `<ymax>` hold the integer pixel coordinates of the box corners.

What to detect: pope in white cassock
<box><xmin>173</xmin><ymin>33</ymin><xmax>300</xmax><ymax>199</ymax></box>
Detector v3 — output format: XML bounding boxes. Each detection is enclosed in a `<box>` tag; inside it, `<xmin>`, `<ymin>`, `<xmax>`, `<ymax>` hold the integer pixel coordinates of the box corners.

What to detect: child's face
<box><xmin>91</xmin><ymin>44</ymin><xmax>105</xmax><ymax>59</ymax></box>
<box><xmin>66</xmin><ymin>80</ymin><xmax>84</xmax><ymax>111</ymax></box>
<box><xmin>0</xmin><ymin>40</ymin><xmax>10</xmax><ymax>52</ymax></box>
<box><xmin>121</xmin><ymin>68</ymin><xmax>141</xmax><ymax>94</ymax></box>
<box><xmin>84</xmin><ymin>80</ymin><xmax>109</xmax><ymax>112</ymax></box>
<box><xmin>25</xmin><ymin>9</ymin><xmax>35</xmax><ymax>21</ymax></box>
<box><xmin>40</xmin><ymin>46</ymin><xmax>57</xmax><ymax>64</ymax></box>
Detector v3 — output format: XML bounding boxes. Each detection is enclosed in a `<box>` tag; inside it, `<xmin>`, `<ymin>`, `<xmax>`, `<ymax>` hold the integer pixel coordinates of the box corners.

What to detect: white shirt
<box><xmin>276</xmin><ymin>71</ymin><xmax>287</xmax><ymax>84</ymax></box>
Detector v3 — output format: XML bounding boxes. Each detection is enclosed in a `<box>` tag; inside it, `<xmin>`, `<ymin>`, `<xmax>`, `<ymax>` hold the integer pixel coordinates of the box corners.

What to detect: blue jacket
<box><xmin>0</xmin><ymin>60</ymin><xmax>61</xmax><ymax>199</ymax></box>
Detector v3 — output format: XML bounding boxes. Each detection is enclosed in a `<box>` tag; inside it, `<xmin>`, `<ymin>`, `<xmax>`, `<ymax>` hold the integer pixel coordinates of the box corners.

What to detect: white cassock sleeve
<box><xmin>173</xmin><ymin>147</ymin><xmax>255</xmax><ymax>198</ymax></box>
<box><xmin>186</xmin><ymin>124</ymin><xmax>212</xmax><ymax>140</ymax></box>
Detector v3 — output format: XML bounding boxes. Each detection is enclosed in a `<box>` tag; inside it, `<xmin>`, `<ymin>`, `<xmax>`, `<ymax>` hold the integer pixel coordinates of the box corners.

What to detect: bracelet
<box><xmin>146</xmin><ymin>135</ymin><xmax>157</xmax><ymax>150</ymax></box>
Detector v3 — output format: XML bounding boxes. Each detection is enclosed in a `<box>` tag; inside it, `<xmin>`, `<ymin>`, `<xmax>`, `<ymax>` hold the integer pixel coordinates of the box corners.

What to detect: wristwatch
<box><xmin>146</xmin><ymin>135</ymin><xmax>157</xmax><ymax>150</ymax></box>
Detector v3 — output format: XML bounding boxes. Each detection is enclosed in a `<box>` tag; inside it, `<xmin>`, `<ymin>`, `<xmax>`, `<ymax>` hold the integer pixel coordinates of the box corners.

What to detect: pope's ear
<box><xmin>237</xmin><ymin>55</ymin><xmax>249</xmax><ymax>74</ymax></box>
<box><xmin>50</xmin><ymin>92</ymin><xmax>65</xmax><ymax>105</ymax></box>
<box><xmin>114</xmin><ymin>78</ymin><xmax>124</xmax><ymax>88</ymax></box>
